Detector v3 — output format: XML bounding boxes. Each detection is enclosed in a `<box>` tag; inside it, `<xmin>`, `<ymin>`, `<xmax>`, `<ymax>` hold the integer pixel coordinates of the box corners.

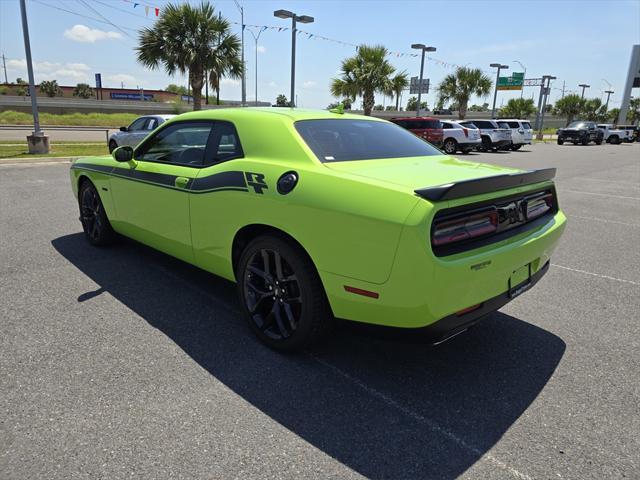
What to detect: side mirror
<box><xmin>113</xmin><ymin>146</ymin><xmax>134</xmax><ymax>162</ymax></box>
<box><xmin>119</xmin><ymin>126</ymin><xmax>128</xmax><ymax>132</ymax></box>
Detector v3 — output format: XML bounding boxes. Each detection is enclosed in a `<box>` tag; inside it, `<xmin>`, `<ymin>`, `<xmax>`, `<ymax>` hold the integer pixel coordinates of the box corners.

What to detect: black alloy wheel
<box><xmin>237</xmin><ymin>234</ymin><xmax>332</xmax><ymax>350</ymax></box>
<box><xmin>79</xmin><ymin>181</ymin><xmax>115</xmax><ymax>246</ymax></box>
<box><xmin>243</xmin><ymin>248</ymin><xmax>302</xmax><ymax>341</ymax></box>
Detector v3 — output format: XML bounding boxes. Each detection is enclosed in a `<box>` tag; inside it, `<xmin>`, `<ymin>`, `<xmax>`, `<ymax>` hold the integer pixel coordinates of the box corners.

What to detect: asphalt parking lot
<box><xmin>1</xmin><ymin>142</ymin><xmax>639</xmax><ymax>479</ymax></box>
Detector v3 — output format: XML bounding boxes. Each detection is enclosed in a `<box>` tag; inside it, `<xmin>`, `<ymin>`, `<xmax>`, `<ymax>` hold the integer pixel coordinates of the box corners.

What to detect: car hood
<box><xmin>325</xmin><ymin>155</ymin><xmax>521</xmax><ymax>192</ymax></box>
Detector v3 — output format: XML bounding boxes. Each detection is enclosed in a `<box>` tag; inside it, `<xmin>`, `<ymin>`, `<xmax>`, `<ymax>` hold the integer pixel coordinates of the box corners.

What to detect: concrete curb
<box><xmin>0</xmin><ymin>156</ymin><xmax>75</xmax><ymax>165</ymax></box>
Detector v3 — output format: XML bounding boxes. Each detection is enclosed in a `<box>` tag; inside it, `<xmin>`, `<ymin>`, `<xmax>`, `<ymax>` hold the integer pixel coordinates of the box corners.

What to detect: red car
<box><xmin>390</xmin><ymin>116</ymin><xmax>444</xmax><ymax>146</ymax></box>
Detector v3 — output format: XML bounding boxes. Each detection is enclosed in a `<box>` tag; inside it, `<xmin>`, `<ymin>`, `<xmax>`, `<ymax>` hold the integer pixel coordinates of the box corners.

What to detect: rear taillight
<box><xmin>432</xmin><ymin>209</ymin><xmax>498</xmax><ymax>246</ymax></box>
<box><xmin>524</xmin><ymin>193</ymin><xmax>553</xmax><ymax>220</ymax></box>
<box><xmin>463</xmin><ymin>128</ymin><xmax>469</xmax><ymax>138</ymax></box>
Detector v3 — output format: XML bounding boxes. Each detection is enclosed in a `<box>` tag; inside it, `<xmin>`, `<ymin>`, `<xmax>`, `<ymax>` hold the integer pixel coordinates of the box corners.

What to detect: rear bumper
<box><xmin>416</xmin><ymin>261</ymin><xmax>549</xmax><ymax>344</ymax></box>
<box><xmin>320</xmin><ymin>206</ymin><xmax>566</xmax><ymax>329</ymax></box>
<box><xmin>492</xmin><ymin>139</ymin><xmax>512</xmax><ymax>147</ymax></box>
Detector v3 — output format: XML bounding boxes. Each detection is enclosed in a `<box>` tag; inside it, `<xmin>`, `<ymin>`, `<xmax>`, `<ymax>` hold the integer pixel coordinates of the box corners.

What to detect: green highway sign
<box><xmin>497</xmin><ymin>72</ymin><xmax>525</xmax><ymax>91</ymax></box>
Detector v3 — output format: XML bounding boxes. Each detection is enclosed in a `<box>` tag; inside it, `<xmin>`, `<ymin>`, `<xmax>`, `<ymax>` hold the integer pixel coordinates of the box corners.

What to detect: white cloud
<box><xmin>5</xmin><ymin>58</ymin><xmax>91</xmax><ymax>83</ymax></box>
<box><xmin>106</xmin><ymin>74</ymin><xmax>137</xmax><ymax>87</ymax></box>
<box><xmin>63</xmin><ymin>24</ymin><xmax>122</xmax><ymax>43</ymax></box>
<box><xmin>303</xmin><ymin>81</ymin><xmax>317</xmax><ymax>88</ymax></box>
<box><xmin>268</xmin><ymin>81</ymin><xmax>277</xmax><ymax>88</ymax></box>
<box><xmin>257</xmin><ymin>45</ymin><xmax>266</xmax><ymax>54</ymax></box>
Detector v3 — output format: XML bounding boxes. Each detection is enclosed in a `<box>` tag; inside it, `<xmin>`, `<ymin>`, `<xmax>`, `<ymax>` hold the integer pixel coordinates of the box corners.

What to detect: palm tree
<box><xmin>499</xmin><ymin>98</ymin><xmax>537</xmax><ymax>119</ymax></box>
<box><xmin>436</xmin><ymin>67</ymin><xmax>492</xmax><ymax>120</ymax></box>
<box><xmin>331</xmin><ymin>45</ymin><xmax>396</xmax><ymax>116</ymax></box>
<box><xmin>390</xmin><ymin>72</ymin><xmax>408</xmax><ymax>111</ymax></box>
<box><xmin>554</xmin><ymin>94</ymin><xmax>584</xmax><ymax>125</ymax></box>
<box><xmin>136</xmin><ymin>2</ymin><xmax>242</xmax><ymax>110</ymax></box>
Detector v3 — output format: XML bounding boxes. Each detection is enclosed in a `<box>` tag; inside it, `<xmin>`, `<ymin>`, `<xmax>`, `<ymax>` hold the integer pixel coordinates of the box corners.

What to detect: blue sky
<box><xmin>1</xmin><ymin>0</ymin><xmax>639</xmax><ymax>109</ymax></box>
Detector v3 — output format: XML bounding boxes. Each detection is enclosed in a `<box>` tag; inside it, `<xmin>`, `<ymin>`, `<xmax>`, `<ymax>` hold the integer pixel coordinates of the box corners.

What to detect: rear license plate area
<box><xmin>509</xmin><ymin>263</ymin><xmax>532</xmax><ymax>299</ymax></box>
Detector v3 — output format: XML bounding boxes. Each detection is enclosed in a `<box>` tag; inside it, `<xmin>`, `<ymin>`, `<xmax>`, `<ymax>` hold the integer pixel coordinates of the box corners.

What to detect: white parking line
<box><xmin>562</xmin><ymin>190</ymin><xmax>640</xmax><ymax>201</ymax></box>
<box><xmin>307</xmin><ymin>353</ymin><xmax>533</xmax><ymax>480</ymax></box>
<box><xmin>552</xmin><ymin>264</ymin><xmax>640</xmax><ymax>286</ymax></box>
<box><xmin>569</xmin><ymin>215</ymin><xmax>640</xmax><ymax>227</ymax></box>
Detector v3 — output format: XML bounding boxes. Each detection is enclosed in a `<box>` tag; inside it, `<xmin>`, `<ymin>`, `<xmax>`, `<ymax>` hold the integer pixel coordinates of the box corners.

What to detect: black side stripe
<box><xmin>72</xmin><ymin>163</ymin><xmax>249</xmax><ymax>193</ymax></box>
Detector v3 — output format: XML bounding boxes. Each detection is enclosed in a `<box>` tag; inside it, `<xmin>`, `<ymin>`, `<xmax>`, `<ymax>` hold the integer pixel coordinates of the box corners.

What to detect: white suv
<box><xmin>459</xmin><ymin>119</ymin><xmax>512</xmax><ymax>151</ymax></box>
<box><xmin>499</xmin><ymin>119</ymin><xmax>533</xmax><ymax>150</ymax></box>
<box><xmin>440</xmin><ymin>120</ymin><xmax>482</xmax><ymax>154</ymax></box>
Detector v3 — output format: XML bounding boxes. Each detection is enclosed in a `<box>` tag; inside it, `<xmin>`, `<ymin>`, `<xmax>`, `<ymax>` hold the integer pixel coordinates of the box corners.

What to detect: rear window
<box><xmin>295</xmin><ymin>119</ymin><xmax>442</xmax><ymax>162</ymax></box>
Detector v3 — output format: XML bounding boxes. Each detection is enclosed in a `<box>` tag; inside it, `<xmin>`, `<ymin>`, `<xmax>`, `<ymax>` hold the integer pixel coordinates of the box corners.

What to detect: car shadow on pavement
<box><xmin>52</xmin><ymin>233</ymin><xmax>566</xmax><ymax>480</ymax></box>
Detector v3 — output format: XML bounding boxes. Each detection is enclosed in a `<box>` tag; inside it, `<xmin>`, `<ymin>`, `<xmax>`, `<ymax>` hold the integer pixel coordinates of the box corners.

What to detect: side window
<box><xmin>442</xmin><ymin>123</ymin><xmax>450</xmax><ymax>129</ymax></box>
<box><xmin>136</xmin><ymin>121</ymin><xmax>215</xmax><ymax>166</ymax></box>
<box><xmin>128</xmin><ymin>117</ymin><xmax>147</xmax><ymax>131</ymax></box>
<box><xmin>146</xmin><ymin>118</ymin><xmax>158</xmax><ymax>130</ymax></box>
<box><xmin>206</xmin><ymin>121</ymin><xmax>244</xmax><ymax>165</ymax></box>
<box><xmin>507</xmin><ymin>121</ymin><xmax>520</xmax><ymax>128</ymax></box>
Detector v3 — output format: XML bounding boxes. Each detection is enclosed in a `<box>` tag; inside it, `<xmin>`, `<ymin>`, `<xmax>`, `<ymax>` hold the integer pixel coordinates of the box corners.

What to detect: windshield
<box><xmin>295</xmin><ymin>119</ymin><xmax>442</xmax><ymax>162</ymax></box>
<box><xmin>568</xmin><ymin>121</ymin><xmax>587</xmax><ymax>128</ymax></box>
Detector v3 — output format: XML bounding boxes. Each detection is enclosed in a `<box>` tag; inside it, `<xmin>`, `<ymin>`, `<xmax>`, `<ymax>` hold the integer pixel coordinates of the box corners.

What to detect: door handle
<box><xmin>175</xmin><ymin>176</ymin><xmax>190</xmax><ymax>189</ymax></box>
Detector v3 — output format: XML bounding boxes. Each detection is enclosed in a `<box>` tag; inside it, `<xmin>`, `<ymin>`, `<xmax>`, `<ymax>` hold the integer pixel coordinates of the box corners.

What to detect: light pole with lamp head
<box><xmin>604</xmin><ymin>90</ymin><xmax>614</xmax><ymax>112</ymax></box>
<box><xmin>490</xmin><ymin>63</ymin><xmax>509</xmax><ymax>119</ymax></box>
<box><xmin>274</xmin><ymin>9</ymin><xmax>314</xmax><ymax>107</ymax></box>
<box><xmin>411</xmin><ymin>44</ymin><xmax>436</xmax><ymax>116</ymax></box>
<box><xmin>579</xmin><ymin>83</ymin><xmax>590</xmax><ymax>99</ymax></box>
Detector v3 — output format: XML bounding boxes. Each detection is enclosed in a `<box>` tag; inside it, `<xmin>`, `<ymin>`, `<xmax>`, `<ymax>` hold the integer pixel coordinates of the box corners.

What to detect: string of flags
<box><xmin>119</xmin><ymin>0</ymin><xmax>466</xmax><ymax>70</ymax></box>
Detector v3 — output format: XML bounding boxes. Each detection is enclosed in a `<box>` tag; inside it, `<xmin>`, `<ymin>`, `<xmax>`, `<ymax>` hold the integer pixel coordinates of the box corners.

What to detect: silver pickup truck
<box><xmin>597</xmin><ymin>124</ymin><xmax>630</xmax><ymax>144</ymax></box>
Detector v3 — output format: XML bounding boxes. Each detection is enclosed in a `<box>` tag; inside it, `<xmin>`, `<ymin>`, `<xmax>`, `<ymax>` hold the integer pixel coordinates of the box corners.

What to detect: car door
<box><xmin>121</xmin><ymin>117</ymin><xmax>151</xmax><ymax>147</ymax></box>
<box><xmin>109</xmin><ymin>120</ymin><xmax>217</xmax><ymax>263</ymax></box>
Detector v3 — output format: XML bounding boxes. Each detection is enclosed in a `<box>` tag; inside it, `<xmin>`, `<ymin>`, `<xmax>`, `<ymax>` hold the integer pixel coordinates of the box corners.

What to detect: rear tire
<box><xmin>236</xmin><ymin>234</ymin><xmax>333</xmax><ymax>351</ymax></box>
<box><xmin>78</xmin><ymin>180</ymin><xmax>116</xmax><ymax>246</ymax></box>
<box><xmin>443</xmin><ymin>138</ymin><xmax>457</xmax><ymax>154</ymax></box>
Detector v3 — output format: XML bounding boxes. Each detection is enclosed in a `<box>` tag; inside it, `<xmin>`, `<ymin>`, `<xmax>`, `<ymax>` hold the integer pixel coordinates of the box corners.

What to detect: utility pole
<box><xmin>561</xmin><ymin>80</ymin><xmax>566</xmax><ymax>99</ymax></box>
<box><xmin>1</xmin><ymin>53</ymin><xmax>8</xmax><ymax>84</ymax></box>
<box><xmin>19</xmin><ymin>0</ymin><xmax>48</xmax><ymax>153</ymax></box>
<box><xmin>579</xmin><ymin>83</ymin><xmax>590</xmax><ymax>99</ymax></box>
<box><xmin>490</xmin><ymin>63</ymin><xmax>509</xmax><ymax>119</ymax></box>
<box><xmin>234</xmin><ymin>1</ymin><xmax>246</xmax><ymax>106</ymax></box>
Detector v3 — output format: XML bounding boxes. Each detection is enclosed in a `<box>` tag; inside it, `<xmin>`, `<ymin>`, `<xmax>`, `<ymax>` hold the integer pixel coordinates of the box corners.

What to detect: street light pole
<box><xmin>248</xmin><ymin>28</ymin><xmax>265</xmax><ymax>105</ymax></box>
<box><xmin>233</xmin><ymin>1</ymin><xmax>246</xmax><ymax>106</ymax></box>
<box><xmin>513</xmin><ymin>60</ymin><xmax>526</xmax><ymax>98</ymax></box>
<box><xmin>410</xmin><ymin>44</ymin><xmax>436</xmax><ymax>117</ymax></box>
<box><xmin>579</xmin><ymin>83</ymin><xmax>590</xmax><ymax>99</ymax></box>
<box><xmin>274</xmin><ymin>9</ymin><xmax>314</xmax><ymax>107</ymax></box>
<box><xmin>604</xmin><ymin>90</ymin><xmax>614</xmax><ymax>112</ymax></box>
<box><xmin>490</xmin><ymin>63</ymin><xmax>509</xmax><ymax>119</ymax></box>
<box><xmin>536</xmin><ymin>75</ymin><xmax>555</xmax><ymax>138</ymax></box>
<box><xmin>19</xmin><ymin>0</ymin><xmax>48</xmax><ymax>153</ymax></box>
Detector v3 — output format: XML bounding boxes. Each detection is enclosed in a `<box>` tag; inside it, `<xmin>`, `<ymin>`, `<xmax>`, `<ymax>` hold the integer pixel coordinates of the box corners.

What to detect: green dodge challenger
<box><xmin>70</xmin><ymin>108</ymin><xmax>566</xmax><ymax>350</ymax></box>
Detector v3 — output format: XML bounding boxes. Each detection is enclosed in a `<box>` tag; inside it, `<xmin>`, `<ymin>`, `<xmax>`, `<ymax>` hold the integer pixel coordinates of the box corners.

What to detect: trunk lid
<box><xmin>325</xmin><ymin>155</ymin><xmax>521</xmax><ymax>193</ymax></box>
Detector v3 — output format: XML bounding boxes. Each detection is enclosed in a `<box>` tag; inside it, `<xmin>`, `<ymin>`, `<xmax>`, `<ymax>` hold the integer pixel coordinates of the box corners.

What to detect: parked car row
<box><xmin>556</xmin><ymin>121</ymin><xmax>639</xmax><ymax>145</ymax></box>
<box><xmin>390</xmin><ymin>116</ymin><xmax>533</xmax><ymax>154</ymax></box>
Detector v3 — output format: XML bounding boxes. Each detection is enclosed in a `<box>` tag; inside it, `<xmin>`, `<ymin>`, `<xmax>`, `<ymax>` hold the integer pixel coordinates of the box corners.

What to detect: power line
<box><xmin>77</xmin><ymin>0</ymin><xmax>134</xmax><ymax>39</ymax></box>
<box><xmin>31</xmin><ymin>0</ymin><xmax>138</xmax><ymax>33</ymax></box>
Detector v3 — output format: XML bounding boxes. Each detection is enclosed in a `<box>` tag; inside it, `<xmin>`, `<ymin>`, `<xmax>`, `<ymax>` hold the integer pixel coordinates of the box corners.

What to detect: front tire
<box><xmin>79</xmin><ymin>180</ymin><xmax>115</xmax><ymax>246</ymax></box>
<box><xmin>443</xmin><ymin>138</ymin><xmax>457</xmax><ymax>154</ymax></box>
<box><xmin>108</xmin><ymin>140</ymin><xmax>118</xmax><ymax>153</ymax></box>
<box><xmin>557</xmin><ymin>137</ymin><xmax>564</xmax><ymax>145</ymax></box>
<box><xmin>581</xmin><ymin>137</ymin><xmax>588</xmax><ymax>145</ymax></box>
<box><xmin>237</xmin><ymin>234</ymin><xmax>332</xmax><ymax>351</ymax></box>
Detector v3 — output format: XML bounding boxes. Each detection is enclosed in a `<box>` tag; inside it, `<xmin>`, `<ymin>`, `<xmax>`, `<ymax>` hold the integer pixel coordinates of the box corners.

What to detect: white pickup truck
<box><xmin>597</xmin><ymin>124</ymin><xmax>630</xmax><ymax>144</ymax></box>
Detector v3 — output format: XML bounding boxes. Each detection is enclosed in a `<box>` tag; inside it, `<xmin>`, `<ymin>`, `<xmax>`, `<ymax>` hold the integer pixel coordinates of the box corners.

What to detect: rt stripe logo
<box><xmin>245</xmin><ymin>172</ymin><xmax>268</xmax><ymax>194</ymax></box>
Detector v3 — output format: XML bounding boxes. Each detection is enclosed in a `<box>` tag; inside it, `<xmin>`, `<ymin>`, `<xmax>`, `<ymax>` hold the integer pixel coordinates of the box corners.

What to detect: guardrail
<box><xmin>0</xmin><ymin>124</ymin><xmax>111</xmax><ymax>143</ymax></box>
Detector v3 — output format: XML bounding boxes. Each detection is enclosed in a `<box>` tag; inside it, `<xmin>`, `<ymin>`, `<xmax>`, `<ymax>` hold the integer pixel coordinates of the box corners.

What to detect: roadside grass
<box><xmin>0</xmin><ymin>140</ymin><xmax>108</xmax><ymax>159</ymax></box>
<box><xmin>0</xmin><ymin>110</ymin><xmax>137</xmax><ymax>127</ymax></box>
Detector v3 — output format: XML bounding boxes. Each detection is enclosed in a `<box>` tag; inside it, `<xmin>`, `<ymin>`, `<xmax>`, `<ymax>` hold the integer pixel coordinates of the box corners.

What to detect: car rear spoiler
<box><xmin>414</xmin><ymin>168</ymin><xmax>556</xmax><ymax>202</ymax></box>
